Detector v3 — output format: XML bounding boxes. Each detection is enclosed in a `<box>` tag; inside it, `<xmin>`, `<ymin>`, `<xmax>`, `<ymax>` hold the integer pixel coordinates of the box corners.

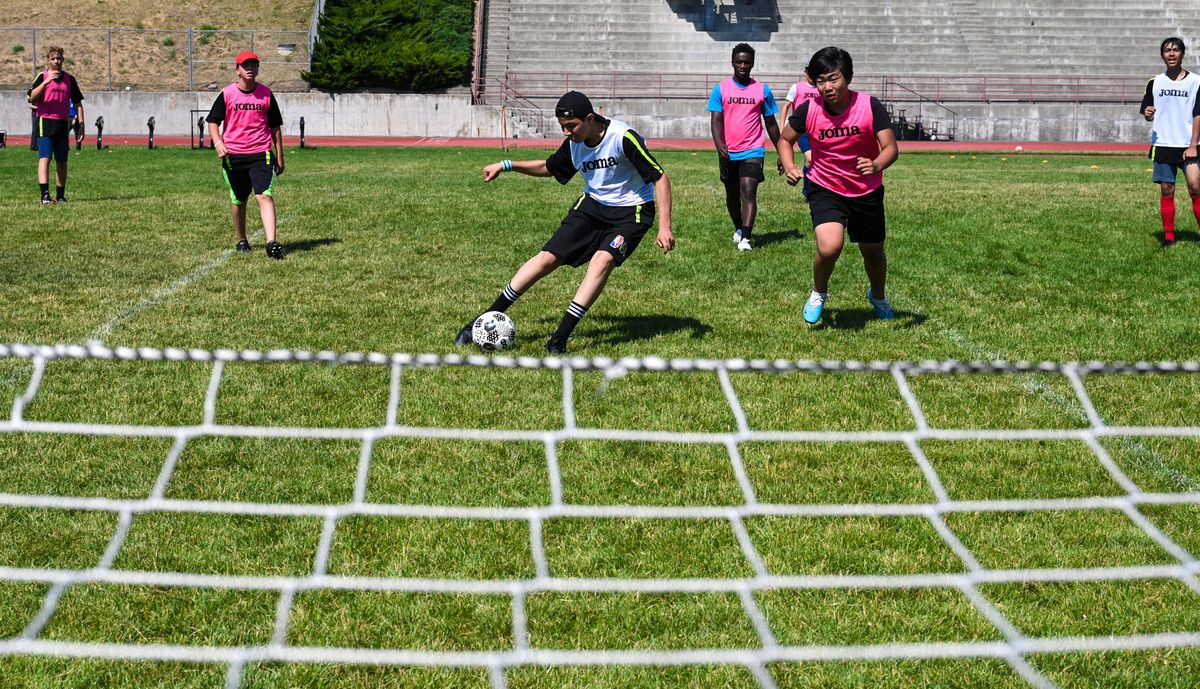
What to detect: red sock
<box><xmin>1191</xmin><ymin>194</ymin><xmax>1200</xmax><ymax>234</ymax></box>
<box><xmin>1161</xmin><ymin>195</ymin><xmax>1176</xmax><ymax>241</ymax></box>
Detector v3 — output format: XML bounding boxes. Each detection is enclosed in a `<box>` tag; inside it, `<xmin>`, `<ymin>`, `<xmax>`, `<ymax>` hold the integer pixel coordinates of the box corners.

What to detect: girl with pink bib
<box><xmin>778</xmin><ymin>47</ymin><xmax>899</xmax><ymax>325</ymax></box>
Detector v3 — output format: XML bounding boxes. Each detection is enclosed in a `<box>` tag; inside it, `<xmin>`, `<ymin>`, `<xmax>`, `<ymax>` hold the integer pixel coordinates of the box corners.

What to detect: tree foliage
<box><xmin>303</xmin><ymin>0</ymin><xmax>473</xmax><ymax>91</ymax></box>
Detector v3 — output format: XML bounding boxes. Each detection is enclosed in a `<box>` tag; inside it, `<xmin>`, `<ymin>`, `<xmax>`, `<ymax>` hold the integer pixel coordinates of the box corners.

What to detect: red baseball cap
<box><xmin>235</xmin><ymin>51</ymin><xmax>259</xmax><ymax>66</ymax></box>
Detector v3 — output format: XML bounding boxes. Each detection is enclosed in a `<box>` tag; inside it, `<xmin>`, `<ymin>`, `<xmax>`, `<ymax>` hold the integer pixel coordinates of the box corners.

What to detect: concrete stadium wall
<box><xmin>0</xmin><ymin>90</ymin><xmax>1151</xmax><ymax>143</ymax></box>
<box><xmin>0</xmin><ymin>90</ymin><xmax>504</xmax><ymax>138</ymax></box>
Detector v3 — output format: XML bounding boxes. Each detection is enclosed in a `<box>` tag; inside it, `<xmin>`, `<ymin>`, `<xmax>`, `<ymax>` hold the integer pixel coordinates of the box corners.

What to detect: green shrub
<box><xmin>12</xmin><ymin>44</ymin><xmax>25</xmax><ymax>54</ymax></box>
<box><xmin>303</xmin><ymin>0</ymin><xmax>473</xmax><ymax>91</ymax></box>
<box><xmin>163</xmin><ymin>37</ymin><xmax>175</xmax><ymax>47</ymax></box>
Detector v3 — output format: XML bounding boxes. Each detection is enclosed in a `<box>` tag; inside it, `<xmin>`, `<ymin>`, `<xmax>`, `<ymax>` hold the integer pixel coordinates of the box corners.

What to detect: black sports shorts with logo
<box><xmin>221</xmin><ymin>151</ymin><xmax>275</xmax><ymax>205</ymax></box>
<box><xmin>543</xmin><ymin>194</ymin><xmax>655</xmax><ymax>267</ymax></box>
<box><xmin>718</xmin><ymin>154</ymin><xmax>765</xmax><ymax>183</ymax></box>
<box><xmin>36</xmin><ymin>117</ymin><xmax>71</xmax><ymax>161</ymax></box>
<box><xmin>807</xmin><ymin>182</ymin><xmax>887</xmax><ymax>244</ymax></box>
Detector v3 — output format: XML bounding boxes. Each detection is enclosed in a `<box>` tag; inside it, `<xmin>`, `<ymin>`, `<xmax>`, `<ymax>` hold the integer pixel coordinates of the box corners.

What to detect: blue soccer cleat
<box><xmin>867</xmin><ymin>288</ymin><xmax>894</xmax><ymax>320</ymax></box>
<box><xmin>803</xmin><ymin>291</ymin><xmax>825</xmax><ymax>324</ymax></box>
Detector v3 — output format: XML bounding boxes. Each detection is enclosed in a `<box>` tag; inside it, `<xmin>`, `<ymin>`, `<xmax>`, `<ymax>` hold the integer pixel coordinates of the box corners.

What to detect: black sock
<box><xmin>741</xmin><ymin>225</ymin><xmax>753</xmax><ymax>240</ymax></box>
<box><xmin>485</xmin><ymin>284</ymin><xmax>522</xmax><ymax>313</ymax></box>
<box><xmin>552</xmin><ymin>301</ymin><xmax>588</xmax><ymax>341</ymax></box>
<box><xmin>55</xmin><ymin>185</ymin><xmax>65</xmax><ymax>200</ymax></box>
<box><xmin>39</xmin><ymin>183</ymin><xmax>49</xmax><ymax>197</ymax></box>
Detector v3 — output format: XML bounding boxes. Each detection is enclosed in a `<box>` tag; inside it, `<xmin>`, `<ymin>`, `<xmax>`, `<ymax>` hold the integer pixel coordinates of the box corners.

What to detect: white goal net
<box><xmin>0</xmin><ymin>343</ymin><xmax>1198</xmax><ymax>689</ymax></box>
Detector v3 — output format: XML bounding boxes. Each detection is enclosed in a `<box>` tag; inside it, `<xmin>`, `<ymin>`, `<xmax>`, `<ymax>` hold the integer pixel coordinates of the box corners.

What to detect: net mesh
<box><xmin>1</xmin><ymin>342</ymin><xmax>1198</xmax><ymax>689</ymax></box>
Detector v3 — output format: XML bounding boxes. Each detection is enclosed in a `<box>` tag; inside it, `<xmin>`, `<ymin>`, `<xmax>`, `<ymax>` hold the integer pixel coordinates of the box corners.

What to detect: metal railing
<box><xmin>471</xmin><ymin>0</ymin><xmax>486</xmax><ymax>104</ymax></box>
<box><xmin>477</xmin><ymin>72</ymin><xmax>1152</xmax><ymax>105</ymax></box>
<box><xmin>0</xmin><ymin>27</ymin><xmax>311</xmax><ymax>92</ymax></box>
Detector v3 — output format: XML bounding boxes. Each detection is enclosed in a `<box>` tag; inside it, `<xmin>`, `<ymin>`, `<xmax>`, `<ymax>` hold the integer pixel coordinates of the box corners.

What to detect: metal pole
<box><xmin>249</xmin><ymin>30</ymin><xmax>255</xmax><ymax>53</ymax></box>
<box><xmin>31</xmin><ymin>29</ymin><xmax>37</xmax><ymax>81</ymax></box>
<box><xmin>187</xmin><ymin>29</ymin><xmax>193</xmax><ymax>91</ymax></box>
<box><xmin>107</xmin><ymin>30</ymin><xmax>112</xmax><ymax>90</ymax></box>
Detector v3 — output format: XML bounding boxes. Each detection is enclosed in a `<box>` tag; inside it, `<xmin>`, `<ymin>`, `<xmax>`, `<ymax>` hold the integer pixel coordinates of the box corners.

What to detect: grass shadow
<box><xmin>1158</xmin><ymin>230</ymin><xmax>1200</xmax><ymax>246</ymax></box>
<box><xmin>752</xmin><ymin>228</ymin><xmax>804</xmax><ymax>249</ymax></box>
<box><xmin>817</xmin><ymin>308</ymin><xmax>928</xmax><ymax>332</ymax></box>
<box><xmin>281</xmin><ymin>237</ymin><xmax>340</xmax><ymax>254</ymax></box>
<box><xmin>581</xmin><ymin>314</ymin><xmax>714</xmax><ymax>346</ymax></box>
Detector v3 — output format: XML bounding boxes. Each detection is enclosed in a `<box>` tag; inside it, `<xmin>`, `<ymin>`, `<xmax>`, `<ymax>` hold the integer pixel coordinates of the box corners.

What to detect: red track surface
<box><xmin>3</xmin><ymin>134</ymin><xmax>1144</xmax><ymax>154</ymax></box>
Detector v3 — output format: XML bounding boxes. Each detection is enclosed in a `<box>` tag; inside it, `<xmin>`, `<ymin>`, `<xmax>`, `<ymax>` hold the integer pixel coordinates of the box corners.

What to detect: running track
<box><xmin>3</xmin><ymin>133</ymin><xmax>1144</xmax><ymax>154</ymax></box>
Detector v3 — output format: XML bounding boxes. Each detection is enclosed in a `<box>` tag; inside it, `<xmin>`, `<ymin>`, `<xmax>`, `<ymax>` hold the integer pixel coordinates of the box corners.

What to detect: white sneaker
<box><xmin>732</xmin><ymin>229</ymin><xmax>743</xmax><ymax>243</ymax></box>
<box><xmin>737</xmin><ymin>238</ymin><xmax>752</xmax><ymax>251</ymax></box>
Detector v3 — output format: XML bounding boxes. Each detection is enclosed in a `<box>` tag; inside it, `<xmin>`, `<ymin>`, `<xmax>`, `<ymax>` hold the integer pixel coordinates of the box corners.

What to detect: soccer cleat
<box><xmin>454</xmin><ymin>321</ymin><xmax>475</xmax><ymax>346</ymax></box>
<box><xmin>732</xmin><ymin>229</ymin><xmax>742</xmax><ymax>243</ymax></box>
<box><xmin>545</xmin><ymin>337</ymin><xmax>568</xmax><ymax>355</ymax></box>
<box><xmin>40</xmin><ymin>195</ymin><xmax>54</xmax><ymax>206</ymax></box>
<box><xmin>235</xmin><ymin>240</ymin><xmax>251</xmax><ymax>253</ymax></box>
<box><xmin>737</xmin><ymin>238</ymin><xmax>752</xmax><ymax>252</ymax></box>
<box><xmin>54</xmin><ymin>196</ymin><xmax>67</xmax><ymax>204</ymax></box>
<box><xmin>266</xmin><ymin>241</ymin><xmax>285</xmax><ymax>260</ymax></box>
<box><xmin>866</xmin><ymin>288</ymin><xmax>894</xmax><ymax>320</ymax></box>
<box><xmin>802</xmin><ymin>291</ymin><xmax>826</xmax><ymax>324</ymax></box>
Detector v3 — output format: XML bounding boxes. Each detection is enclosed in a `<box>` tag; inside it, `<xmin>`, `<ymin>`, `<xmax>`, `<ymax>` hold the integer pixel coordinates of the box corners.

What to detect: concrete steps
<box><xmin>478</xmin><ymin>0</ymin><xmax>1200</xmax><ymax>108</ymax></box>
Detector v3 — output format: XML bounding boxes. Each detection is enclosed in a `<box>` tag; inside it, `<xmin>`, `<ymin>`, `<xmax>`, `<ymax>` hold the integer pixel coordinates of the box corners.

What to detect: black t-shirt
<box><xmin>544</xmin><ymin>125</ymin><xmax>665</xmax><ymax>187</ymax></box>
<box><xmin>787</xmin><ymin>95</ymin><xmax>893</xmax><ymax>136</ymax></box>
<box><xmin>205</xmin><ymin>88</ymin><xmax>284</xmax><ymax>128</ymax></box>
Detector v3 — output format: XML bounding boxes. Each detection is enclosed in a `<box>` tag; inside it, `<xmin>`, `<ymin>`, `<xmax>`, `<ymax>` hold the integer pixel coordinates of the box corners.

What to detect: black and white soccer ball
<box><xmin>471</xmin><ymin>311</ymin><xmax>516</xmax><ymax>351</ymax></box>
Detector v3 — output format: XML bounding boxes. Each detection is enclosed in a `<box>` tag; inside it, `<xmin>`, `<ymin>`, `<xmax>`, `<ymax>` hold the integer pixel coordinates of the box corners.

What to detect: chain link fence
<box><xmin>0</xmin><ymin>28</ymin><xmax>311</xmax><ymax>93</ymax></box>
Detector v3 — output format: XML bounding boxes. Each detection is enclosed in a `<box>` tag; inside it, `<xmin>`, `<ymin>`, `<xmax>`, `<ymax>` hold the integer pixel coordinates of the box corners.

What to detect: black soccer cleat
<box><xmin>235</xmin><ymin>239</ymin><xmax>252</xmax><ymax>253</ymax></box>
<box><xmin>454</xmin><ymin>321</ymin><xmax>475</xmax><ymax>346</ymax></box>
<box><xmin>266</xmin><ymin>240</ymin><xmax>285</xmax><ymax>260</ymax></box>
<box><xmin>40</xmin><ymin>194</ymin><xmax>54</xmax><ymax>206</ymax></box>
<box><xmin>54</xmin><ymin>196</ymin><xmax>67</xmax><ymax>204</ymax></box>
<box><xmin>545</xmin><ymin>337</ymin><xmax>568</xmax><ymax>355</ymax></box>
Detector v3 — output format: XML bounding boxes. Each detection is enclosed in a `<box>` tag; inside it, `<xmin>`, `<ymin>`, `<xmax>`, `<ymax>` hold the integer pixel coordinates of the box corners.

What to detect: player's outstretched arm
<box><xmin>778</xmin><ymin>122</ymin><xmax>802</xmax><ymax>185</ymax></box>
<box><xmin>654</xmin><ymin>173</ymin><xmax>675</xmax><ymax>254</ymax></box>
<box><xmin>272</xmin><ymin>127</ymin><xmax>285</xmax><ymax>175</ymax></box>
<box><xmin>74</xmin><ymin>103</ymin><xmax>86</xmax><ymax>143</ymax></box>
<box><xmin>483</xmin><ymin>160</ymin><xmax>550</xmax><ymax>181</ymax></box>
<box><xmin>208</xmin><ymin>122</ymin><xmax>227</xmax><ymax>158</ymax></box>
<box><xmin>858</xmin><ymin>127</ymin><xmax>899</xmax><ymax>176</ymax></box>
<box><xmin>709</xmin><ymin>111</ymin><xmax>728</xmax><ymax>158</ymax></box>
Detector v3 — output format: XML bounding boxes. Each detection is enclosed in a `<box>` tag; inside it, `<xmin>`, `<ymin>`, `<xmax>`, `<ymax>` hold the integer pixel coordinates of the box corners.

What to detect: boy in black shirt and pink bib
<box><xmin>206</xmin><ymin>51</ymin><xmax>286</xmax><ymax>259</ymax></box>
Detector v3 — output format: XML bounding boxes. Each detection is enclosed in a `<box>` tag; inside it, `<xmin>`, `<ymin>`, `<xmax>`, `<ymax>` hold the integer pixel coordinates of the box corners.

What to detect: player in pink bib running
<box><xmin>708</xmin><ymin>43</ymin><xmax>782</xmax><ymax>252</ymax></box>
<box><xmin>780</xmin><ymin>64</ymin><xmax>820</xmax><ymax>197</ymax></box>
<box><xmin>27</xmin><ymin>46</ymin><xmax>84</xmax><ymax>205</ymax></box>
<box><xmin>778</xmin><ymin>47</ymin><xmax>899</xmax><ymax>325</ymax></box>
<box><xmin>206</xmin><ymin>51</ymin><xmax>286</xmax><ymax>259</ymax></box>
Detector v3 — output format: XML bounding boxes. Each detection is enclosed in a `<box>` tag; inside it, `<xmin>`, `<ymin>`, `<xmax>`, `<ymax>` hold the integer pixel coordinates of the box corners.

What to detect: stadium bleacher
<box><xmin>480</xmin><ymin>0</ymin><xmax>1200</xmax><ymax>90</ymax></box>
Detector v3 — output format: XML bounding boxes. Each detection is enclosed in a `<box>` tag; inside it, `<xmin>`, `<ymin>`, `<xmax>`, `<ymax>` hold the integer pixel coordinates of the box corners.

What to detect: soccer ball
<box><xmin>1014</xmin><ymin>145</ymin><xmax>1024</xmax><ymax>153</ymax></box>
<box><xmin>471</xmin><ymin>311</ymin><xmax>516</xmax><ymax>351</ymax></box>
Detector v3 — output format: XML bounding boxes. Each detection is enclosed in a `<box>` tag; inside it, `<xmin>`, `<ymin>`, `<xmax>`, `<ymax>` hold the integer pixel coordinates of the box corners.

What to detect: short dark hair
<box><xmin>732</xmin><ymin>43</ymin><xmax>755</xmax><ymax>61</ymax></box>
<box><xmin>1162</xmin><ymin>37</ymin><xmax>1186</xmax><ymax>54</ymax></box>
<box><xmin>807</xmin><ymin>46</ymin><xmax>853</xmax><ymax>83</ymax></box>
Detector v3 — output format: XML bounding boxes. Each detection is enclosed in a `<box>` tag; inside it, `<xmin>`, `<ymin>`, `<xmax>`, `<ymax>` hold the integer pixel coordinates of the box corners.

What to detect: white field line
<box><xmin>890</xmin><ymin>288</ymin><xmax>1199</xmax><ymax>493</ymax></box>
<box><xmin>88</xmin><ymin>228</ymin><xmax>270</xmax><ymax>341</ymax></box>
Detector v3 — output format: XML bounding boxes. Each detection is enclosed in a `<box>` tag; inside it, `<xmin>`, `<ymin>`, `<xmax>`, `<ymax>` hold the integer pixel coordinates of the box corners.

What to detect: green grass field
<box><xmin>1</xmin><ymin>145</ymin><xmax>1199</xmax><ymax>689</ymax></box>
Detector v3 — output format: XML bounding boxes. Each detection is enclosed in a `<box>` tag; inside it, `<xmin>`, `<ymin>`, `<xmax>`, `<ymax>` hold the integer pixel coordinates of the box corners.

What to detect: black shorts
<box><xmin>808</xmin><ymin>183</ymin><xmax>887</xmax><ymax>243</ymax></box>
<box><xmin>543</xmin><ymin>195</ymin><xmax>655</xmax><ymax>267</ymax></box>
<box><xmin>37</xmin><ymin>117</ymin><xmax>70</xmax><ymax>161</ymax></box>
<box><xmin>221</xmin><ymin>151</ymin><xmax>275</xmax><ymax>204</ymax></box>
<box><xmin>719</xmin><ymin>155</ymin><xmax>765</xmax><ymax>183</ymax></box>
